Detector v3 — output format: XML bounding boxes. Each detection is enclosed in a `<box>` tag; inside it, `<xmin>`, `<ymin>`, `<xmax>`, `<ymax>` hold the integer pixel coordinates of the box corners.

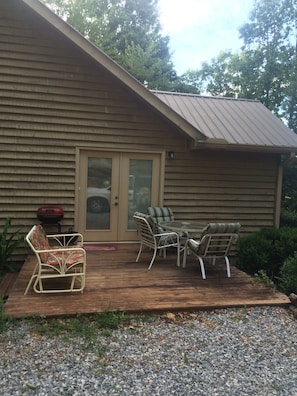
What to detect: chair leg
<box><xmin>136</xmin><ymin>242</ymin><xmax>143</xmax><ymax>262</ymax></box>
<box><xmin>33</xmin><ymin>276</ymin><xmax>44</xmax><ymax>293</ymax></box>
<box><xmin>24</xmin><ymin>263</ymin><xmax>38</xmax><ymax>295</ymax></box>
<box><xmin>225</xmin><ymin>256</ymin><xmax>231</xmax><ymax>277</ymax></box>
<box><xmin>182</xmin><ymin>241</ymin><xmax>188</xmax><ymax>268</ymax></box>
<box><xmin>24</xmin><ymin>275</ymin><xmax>36</xmax><ymax>295</ymax></box>
<box><xmin>198</xmin><ymin>257</ymin><xmax>206</xmax><ymax>279</ymax></box>
<box><xmin>176</xmin><ymin>243</ymin><xmax>180</xmax><ymax>267</ymax></box>
<box><xmin>148</xmin><ymin>247</ymin><xmax>158</xmax><ymax>270</ymax></box>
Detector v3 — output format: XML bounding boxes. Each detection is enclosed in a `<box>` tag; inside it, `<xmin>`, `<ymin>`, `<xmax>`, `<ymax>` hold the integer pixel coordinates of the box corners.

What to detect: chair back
<box><xmin>147</xmin><ymin>207</ymin><xmax>174</xmax><ymax>227</ymax></box>
<box><xmin>203</xmin><ymin>223</ymin><xmax>241</xmax><ymax>235</ymax></box>
<box><xmin>133</xmin><ymin>214</ymin><xmax>156</xmax><ymax>249</ymax></box>
<box><xmin>189</xmin><ymin>222</ymin><xmax>241</xmax><ymax>257</ymax></box>
<box><xmin>26</xmin><ymin>224</ymin><xmax>50</xmax><ymax>263</ymax></box>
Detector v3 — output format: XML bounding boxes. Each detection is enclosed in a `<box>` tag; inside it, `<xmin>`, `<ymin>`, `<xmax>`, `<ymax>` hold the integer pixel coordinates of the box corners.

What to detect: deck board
<box><xmin>0</xmin><ymin>273</ymin><xmax>18</xmax><ymax>299</ymax></box>
<box><xmin>4</xmin><ymin>244</ymin><xmax>290</xmax><ymax>318</ymax></box>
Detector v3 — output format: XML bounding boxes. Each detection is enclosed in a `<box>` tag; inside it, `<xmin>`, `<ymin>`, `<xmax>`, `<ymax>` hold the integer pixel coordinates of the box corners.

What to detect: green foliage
<box><xmin>0</xmin><ymin>298</ymin><xmax>8</xmax><ymax>333</ymax></box>
<box><xmin>42</xmin><ymin>0</ymin><xmax>176</xmax><ymax>90</ymax></box>
<box><xmin>278</xmin><ymin>253</ymin><xmax>297</xmax><ymax>295</ymax></box>
<box><xmin>31</xmin><ymin>310</ymin><xmax>126</xmax><ymax>335</ymax></box>
<box><xmin>281</xmin><ymin>161</ymin><xmax>297</xmax><ymax>212</ymax></box>
<box><xmin>236</xmin><ymin>227</ymin><xmax>297</xmax><ymax>281</ymax></box>
<box><xmin>95</xmin><ymin>310</ymin><xmax>125</xmax><ymax>330</ymax></box>
<box><xmin>181</xmin><ymin>0</ymin><xmax>297</xmax><ymax>132</ymax></box>
<box><xmin>252</xmin><ymin>270</ymin><xmax>276</xmax><ymax>290</ymax></box>
<box><xmin>280</xmin><ymin>160</ymin><xmax>297</xmax><ymax>227</ymax></box>
<box><xmin>25</xmin><ymin>311</ymin><xmax>127</xmax><ymax>352</ymax></box>
<box><xmin>280</xmin><ymin>208</ymin><xmax>297</xmax><ymax>228</ymax></box>
<box><xmin>0</xmin><ymin>217</ymin><xmax>23</xmax><ymax>275</ymax></box>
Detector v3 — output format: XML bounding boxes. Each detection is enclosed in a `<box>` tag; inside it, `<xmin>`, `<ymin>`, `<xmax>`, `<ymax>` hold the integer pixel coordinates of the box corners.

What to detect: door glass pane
<box><xmin>86</xmin><ymin>157</ymin><xmax>111</xmax><ymax>230</ymax></box>
<box><xmin>128</xmin><ymin>159</ymin><xmax>152</xmax><ymax>229</ymax></box>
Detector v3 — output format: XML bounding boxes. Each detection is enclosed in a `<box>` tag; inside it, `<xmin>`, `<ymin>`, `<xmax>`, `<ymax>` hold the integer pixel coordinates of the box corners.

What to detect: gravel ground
<box><xmin>1</xmin><ymin>306</ymin><xmax>297</xmax><ymax>396</ymax></box>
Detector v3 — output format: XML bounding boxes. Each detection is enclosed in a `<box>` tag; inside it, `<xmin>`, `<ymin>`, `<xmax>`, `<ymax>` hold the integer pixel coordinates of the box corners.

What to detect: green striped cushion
<box><xmin>189</xmin><ymin>222</ymin><xmax>241</xmax><ymax>255</ymax></box>
<box><xmin>203</xmin><ymin>222</ymin><xmax>241</xmax><ymax>236</ymax></box>
<box><xmin>133</xmin><ymin>211</ymin><xmax>159</xmax><ymax>233</ymax></box>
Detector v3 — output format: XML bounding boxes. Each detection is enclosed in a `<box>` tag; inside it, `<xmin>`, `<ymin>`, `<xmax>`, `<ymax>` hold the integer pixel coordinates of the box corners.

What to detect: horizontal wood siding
<box><xmin>0</xmin><ymin>1</ymin><xmax>280</xmax><ymax>261</ymax></box>
<box><xmin>165</xmin><ymin>151</ymin><xmax>279</xmax><ymax>234</ymax></box>
<box><xmin>0</xmin><ymin>1</ymin><xmax>186</xmax><ymax>253</ymax></box>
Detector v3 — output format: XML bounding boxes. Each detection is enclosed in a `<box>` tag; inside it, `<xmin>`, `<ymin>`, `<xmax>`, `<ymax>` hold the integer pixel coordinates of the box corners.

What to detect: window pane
<box><xmin>128</xmin><ymin>159</ymin><xmax>152</xmax><ymax>229</ymax></box>
<box><xmin>86</xmin><ymin>157</ymin><xmax>111</xmax><ymax>230</ymax></box>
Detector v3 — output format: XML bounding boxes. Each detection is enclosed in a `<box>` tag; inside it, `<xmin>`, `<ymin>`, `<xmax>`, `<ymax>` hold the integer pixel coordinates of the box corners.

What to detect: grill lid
<box><xmin>37</xmin><ymin>206</ymin><xmax>64</xmax><ymax>223</ymax></box>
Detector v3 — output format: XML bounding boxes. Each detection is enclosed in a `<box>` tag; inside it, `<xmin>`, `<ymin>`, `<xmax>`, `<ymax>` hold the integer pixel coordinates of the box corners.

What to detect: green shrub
<box><xmin>0</xmin><ymin>217</ymin><xmax>23</xmax><ymax>275</ymax></box>
<box><xmin>280</xmin><ymin>208</ymin><xmax>297</xmax><ymax>227</ymax></box>
<box><xmin>236</xmin><ymin>227</ymin><xmax>297</xmax><ymax>282</ymax></box>
<box><xmin>278</xmin><ymin>253</ymin><xmax>297</xmax><ymax>295</ymax></box>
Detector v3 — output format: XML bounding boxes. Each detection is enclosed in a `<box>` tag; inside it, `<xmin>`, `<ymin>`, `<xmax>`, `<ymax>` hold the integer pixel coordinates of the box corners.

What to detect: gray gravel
<box><xmin>1</xmin><ymin>306</ymin><xmax>297</xmax><ymax>396</ymax></box>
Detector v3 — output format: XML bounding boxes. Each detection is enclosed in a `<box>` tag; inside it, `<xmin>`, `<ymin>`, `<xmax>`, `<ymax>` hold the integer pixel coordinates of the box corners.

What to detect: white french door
<box><xmin>77</xmin><ymin>150</ymin><xmax>162</xmax><ymax>241</ymax></box>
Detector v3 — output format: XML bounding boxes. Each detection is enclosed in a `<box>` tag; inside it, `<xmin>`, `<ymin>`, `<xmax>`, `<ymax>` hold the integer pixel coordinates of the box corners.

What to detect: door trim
<box><xmin>75</xmin><ymin>148</ymin><xmax>165</xmax><ymax>241</ymax></box>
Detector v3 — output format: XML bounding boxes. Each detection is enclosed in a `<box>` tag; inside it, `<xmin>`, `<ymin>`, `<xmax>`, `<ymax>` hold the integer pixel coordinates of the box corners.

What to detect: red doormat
<box><xmin>84</xmin><ymin>244</ymin><xmax>117</xmax><ymax>251</ymax></box>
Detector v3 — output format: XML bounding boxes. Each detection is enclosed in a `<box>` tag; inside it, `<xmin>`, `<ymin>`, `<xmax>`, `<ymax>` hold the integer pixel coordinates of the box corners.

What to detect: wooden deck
<box><xmin>3</xmin><ymin>243</ymin><xmax>290</xmax><ymax>318</ymax></box>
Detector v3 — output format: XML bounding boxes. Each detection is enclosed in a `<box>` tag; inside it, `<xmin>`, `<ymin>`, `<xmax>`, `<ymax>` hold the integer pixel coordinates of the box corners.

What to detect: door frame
<box><xmin>75</xmin><ymin>147</ymin><xmax>165</xmax><ymax>242</ymax></box>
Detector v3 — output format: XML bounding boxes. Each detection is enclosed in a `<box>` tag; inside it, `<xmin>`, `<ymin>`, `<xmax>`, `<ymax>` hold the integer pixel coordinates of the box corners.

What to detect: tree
<box><xmin>239</xmin><ymin>0</ymin><xmax>297</xmax><ymax>125</ymax></box>
<box><xmin>181</xmin><ymin>0</ymin><xmax>297</xmax><ymax>132</ymax></box>
<box><xmin>41</xmin><ymin>0</ymin><xmax>176</xmax><ymax>90</ymax></box>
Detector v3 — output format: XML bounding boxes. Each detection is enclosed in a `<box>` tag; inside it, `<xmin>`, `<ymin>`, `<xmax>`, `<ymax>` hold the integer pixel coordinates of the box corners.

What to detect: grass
<box><xmin>0</xmin><ymin>303</ymin><xmax>159</xmax><ymax>355</ymax></box>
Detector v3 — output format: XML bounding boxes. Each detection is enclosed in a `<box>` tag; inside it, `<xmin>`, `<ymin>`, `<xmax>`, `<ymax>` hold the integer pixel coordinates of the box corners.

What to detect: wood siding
<box><xmin>0</xmin><ymin>1</ymin><xmax>280</xmax><ymax>261</ymax></box>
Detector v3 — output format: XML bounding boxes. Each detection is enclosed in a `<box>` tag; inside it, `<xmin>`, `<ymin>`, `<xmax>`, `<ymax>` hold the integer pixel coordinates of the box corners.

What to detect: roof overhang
<box><xmin>192</xmin><ymin>138</ymin><xmax>297</xmax><ymax>154</ymax></box>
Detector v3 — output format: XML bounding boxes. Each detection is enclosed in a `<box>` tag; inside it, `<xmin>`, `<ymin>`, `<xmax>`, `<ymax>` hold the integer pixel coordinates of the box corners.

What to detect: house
<box><xmin>2</xmin><ymin>0</ymin><xmax>297</xmax><ymax>261</ymax></box>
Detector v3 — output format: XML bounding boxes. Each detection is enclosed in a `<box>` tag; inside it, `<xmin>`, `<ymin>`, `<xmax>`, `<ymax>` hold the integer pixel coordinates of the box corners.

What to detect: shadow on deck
<box><xmin>3</xmin><ymin>243</ymin><xmax>290</xmax><ymax>318</ymax></box>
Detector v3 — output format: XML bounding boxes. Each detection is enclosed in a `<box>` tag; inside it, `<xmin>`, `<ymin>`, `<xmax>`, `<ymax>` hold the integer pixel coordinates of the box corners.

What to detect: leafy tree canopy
<box><xmin>41</xmin><ymin>0</ymin><xmax>176</xmax><ymax>90</ymax></box>
<box><xmin>181</xmin><ymin>0</ymin><xmax>297</xmax><ymax>132</ymax></box>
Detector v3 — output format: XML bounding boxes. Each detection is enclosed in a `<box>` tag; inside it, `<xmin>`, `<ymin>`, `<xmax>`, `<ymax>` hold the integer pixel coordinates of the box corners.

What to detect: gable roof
<box><xmin>18</xmin><ymin>0</ymin><xmax>297</xmax><ymax>154</ymax></box>
<box><xmin>154</xmin><ymin>91</ymin><xmax>297</xmax><ymax>153</ymax></box>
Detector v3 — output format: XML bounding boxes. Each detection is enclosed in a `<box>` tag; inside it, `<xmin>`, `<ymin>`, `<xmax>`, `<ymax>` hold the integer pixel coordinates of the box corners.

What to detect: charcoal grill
<box><xmin>37</xmin><ymin>206</ymin><xmax>64</xmax><ymax>232</ymax></box>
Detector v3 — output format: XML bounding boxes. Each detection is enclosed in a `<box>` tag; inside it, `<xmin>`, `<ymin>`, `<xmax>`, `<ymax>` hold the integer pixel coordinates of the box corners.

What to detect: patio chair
<box><xmin>147</xmin><ymin>206</ymin><xmax>174</xmax><ymax>232</ymax></box>
<box><xmin>183</xmin><ymin>222</ymin><xmax>241</xmax><ymax>279</ymax></box>
<box><xmin>24</xmin><ymin>224</ymin><xmax>86</xmax><ymax>294</ymax></box>
<box><xmin>133</xmin><ymin>213</ymin><xmax>180</xmax><ymax>270</ymax></box>
<box><xmin>148</xmin><ymin>206</ymin><xmax>189</xmax><ymax>242</ymax></box>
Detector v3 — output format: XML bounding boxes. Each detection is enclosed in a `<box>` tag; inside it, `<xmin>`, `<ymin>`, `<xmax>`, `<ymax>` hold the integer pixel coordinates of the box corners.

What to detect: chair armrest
<box><xmin>186</xmin><ymin>238</ymin><xmax>201</xmax><ymax>254</ymax></box>
<box><xmin>47</xmin><ymin>232</ymin><xmax>84</xmax><ymax>246</ymax></box>
<box><xmin>155</xmin><ymin>231</ymin><xmax>180</xmax><ymax>239</ymax></box>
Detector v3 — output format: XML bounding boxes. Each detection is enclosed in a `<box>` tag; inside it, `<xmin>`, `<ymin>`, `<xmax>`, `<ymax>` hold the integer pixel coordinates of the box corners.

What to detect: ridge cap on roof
<box><xmin>152</xmin><ymin>90</ymin><xmax>261</xmax><ymax>103</ymax></box>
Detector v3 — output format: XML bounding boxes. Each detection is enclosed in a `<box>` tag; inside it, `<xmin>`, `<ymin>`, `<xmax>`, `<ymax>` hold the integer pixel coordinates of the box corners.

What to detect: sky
<box><xmin>158</xmin><ymin>0</ymin><xmax>255</xmax><ymax>75</ymax></box>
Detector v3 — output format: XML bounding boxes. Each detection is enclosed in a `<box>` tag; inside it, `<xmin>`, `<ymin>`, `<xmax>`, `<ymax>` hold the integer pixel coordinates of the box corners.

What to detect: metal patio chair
<box><xmin>183</xmin><ymin>222</ymin><xmax>241</xmax><ymax>279</ymax></box>
<box><xmin>147</xmin><ymin>206</ymin><xmax>174</xmax><ymax>232</ymax></box>
<box><xmin>133</xmin><ymin>213</ymin><xmax>180</xmax><ymax>270</ymax></box>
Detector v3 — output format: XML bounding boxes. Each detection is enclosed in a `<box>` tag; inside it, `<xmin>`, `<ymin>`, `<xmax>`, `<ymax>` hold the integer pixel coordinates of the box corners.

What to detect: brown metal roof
<box><xmin>153</xmin><ymin>91</ymin><xmax>297</xmax><ymax>152</ymax></box>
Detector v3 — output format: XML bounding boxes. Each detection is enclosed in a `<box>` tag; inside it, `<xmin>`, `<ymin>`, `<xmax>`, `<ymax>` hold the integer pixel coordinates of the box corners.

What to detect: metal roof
<box><xmin>153</xmin><ymin>91</ymin><xmax>297</xmax><ymax>152</ymax></box>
